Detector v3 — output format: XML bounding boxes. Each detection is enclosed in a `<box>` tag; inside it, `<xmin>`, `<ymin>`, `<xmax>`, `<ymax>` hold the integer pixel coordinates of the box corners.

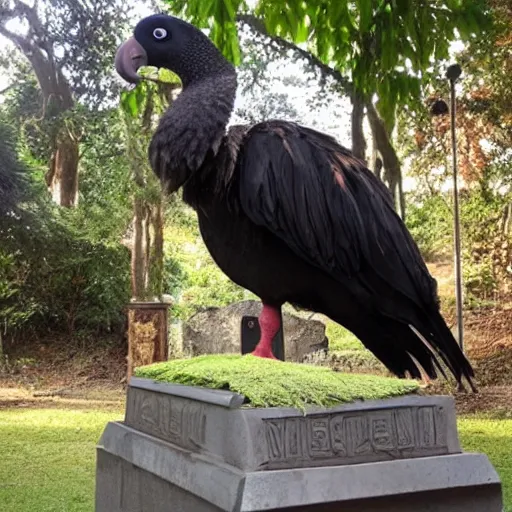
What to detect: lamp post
<box><xmin>446</xmin><ymin>63</ymin><xmax>464</xmax><ymax>352</ymax></box>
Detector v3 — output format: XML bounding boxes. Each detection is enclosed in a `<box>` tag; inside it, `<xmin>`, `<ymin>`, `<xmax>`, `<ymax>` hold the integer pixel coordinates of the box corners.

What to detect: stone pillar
<box><xmin>96</xmin><ymin>380</ymin><xmax>503</xmax><ymax>511</ymax></box>
<box><xmin>126</xmin><ymin>302</ymin><xmax>171</xmax><ymax>380</ymax></box>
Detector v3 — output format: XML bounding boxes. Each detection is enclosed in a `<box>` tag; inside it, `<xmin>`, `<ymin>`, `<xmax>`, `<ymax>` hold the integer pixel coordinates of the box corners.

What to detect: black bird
<box><xmin>115</xmin><ymin>14</ymin><xmax>475</xmax><ymax>390</ymax></box>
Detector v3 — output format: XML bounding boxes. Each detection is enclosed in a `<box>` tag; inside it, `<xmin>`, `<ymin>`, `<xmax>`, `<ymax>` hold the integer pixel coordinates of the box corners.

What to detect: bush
<box><xmin>463</xmin><ymin>257</ymin><xmax>497</xmax><ymax>299</ymax></box>
<box><xmin>0</xmin><ymin>118</ymin><xmax>131</xmax><ymax>338</ymax></box>
<box><xmin>325</xmin><ymin>321</ymin><xmax>365</xmax><ymax>351</ymax></box>
<box><xmin>406</xmin><ymin>189</ymin><xmax>511</xmax><ymax>300</ymax></box>
<box><xmin>405</xmin><ymin>195</ymin><xmax>452</xmax><ymax>261</ymax></box>
<box><xmin>0</xmin><ymin>209</ymin><xmax>131</xmax><ymax>337</ymax></box>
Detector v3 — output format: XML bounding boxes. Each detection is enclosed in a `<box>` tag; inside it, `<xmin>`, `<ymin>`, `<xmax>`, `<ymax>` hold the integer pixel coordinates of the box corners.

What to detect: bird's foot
<box><xmin>251</xmin><ymin>345</ymin><xmax>277</xmax><ymax>359</ymax></box>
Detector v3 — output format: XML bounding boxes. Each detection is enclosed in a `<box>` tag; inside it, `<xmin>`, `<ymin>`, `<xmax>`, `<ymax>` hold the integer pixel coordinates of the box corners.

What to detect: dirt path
<box><xmin>2</xmin><ymin>382</ymin><xmax>511</xmax><ymax>418</ymax></box>
<box><xmin>0</xmin><ymin>385</ymin><xmax>125</xmax><ymax>411</ymax></box>
<box><xmin>454</xmin><ymin>385</ymin><xmax>512</xmax><ymax>417</ymax></box>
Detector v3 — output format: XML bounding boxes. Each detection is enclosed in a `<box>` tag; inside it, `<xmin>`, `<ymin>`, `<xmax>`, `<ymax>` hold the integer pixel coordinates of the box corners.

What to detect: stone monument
<box><xmin>183</xmin><ymin>301</ymin><xmax>327</xmax><ymax>362</ymax></box>
<box><xmin>95</xmin><ymin>377</ymin><xmax>502</xmax><ymax>511</ymax></box>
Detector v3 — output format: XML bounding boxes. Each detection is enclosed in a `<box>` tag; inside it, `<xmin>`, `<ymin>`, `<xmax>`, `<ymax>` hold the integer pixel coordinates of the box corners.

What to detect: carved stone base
<box><xmin>95</xmin><ymin>378</ymin><xmax>503</xmax><ymax>511</ymax></box>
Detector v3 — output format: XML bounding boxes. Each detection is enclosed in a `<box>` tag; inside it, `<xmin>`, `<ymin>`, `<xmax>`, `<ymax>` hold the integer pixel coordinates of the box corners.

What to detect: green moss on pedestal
<box><xmin>134</xmin><ymin>354</ymin><xmax>419</xmax><ymax>410</ymax></box>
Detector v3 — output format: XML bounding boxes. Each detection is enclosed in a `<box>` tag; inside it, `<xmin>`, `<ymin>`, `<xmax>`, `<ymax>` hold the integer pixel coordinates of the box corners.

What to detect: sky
<box><xmin>0</xmin><ymin>1</ymin><xmax>154</xmax><ymax>93</ymax></box>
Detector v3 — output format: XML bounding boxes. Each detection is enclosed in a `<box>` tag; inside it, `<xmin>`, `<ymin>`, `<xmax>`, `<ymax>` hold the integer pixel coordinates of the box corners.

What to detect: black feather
<box><xmin>236</xmin><ymin>121</ymin><xmax>473</xmax><ymax>388</ymax></box>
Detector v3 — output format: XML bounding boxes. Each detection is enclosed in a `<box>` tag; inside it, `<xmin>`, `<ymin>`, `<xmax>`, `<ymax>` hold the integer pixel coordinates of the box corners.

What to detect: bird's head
<box><xmin>115</xmin><ymin>14</ymin><xmax>233</xmax><ymax>87</ymax></box>
<box><xmin>115</xmin><ymin>14</ymin><xmax>238</xmax><ymax>196</ymax></box>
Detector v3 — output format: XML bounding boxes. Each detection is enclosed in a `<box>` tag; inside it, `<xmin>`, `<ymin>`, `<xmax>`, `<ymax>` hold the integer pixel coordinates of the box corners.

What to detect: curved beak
<box><xmin>115</xmin><ymin>37</ymin><xmax>148</xmax><ymax>84</ymax></box>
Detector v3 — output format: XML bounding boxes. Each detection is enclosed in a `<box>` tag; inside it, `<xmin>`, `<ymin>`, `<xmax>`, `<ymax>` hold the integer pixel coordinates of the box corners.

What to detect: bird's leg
<box><xmin>251</xmin><ymin>304</ymin><xmax>281</xmax><ymax>359</ymax></box>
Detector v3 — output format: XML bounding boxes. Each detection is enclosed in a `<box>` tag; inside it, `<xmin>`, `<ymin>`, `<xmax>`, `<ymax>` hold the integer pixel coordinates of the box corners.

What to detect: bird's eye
<box><xmin>153</xmin><ymin>28</ymin><xmax>168</xmax><ymax>40</ymax></box>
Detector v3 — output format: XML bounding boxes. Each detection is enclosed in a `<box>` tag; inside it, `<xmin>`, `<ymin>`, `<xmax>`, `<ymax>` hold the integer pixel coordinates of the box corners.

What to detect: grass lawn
<box><xmin>0</xmin><ymin>407</ymin><xmax>123</xmax><ymax>512</ymax></box>
<box><xmin>458</xmin><ymin>417</ymin><xmax>512</xmax><ymax>511</ymax></box>
<box><xmin>0</xmin><ymin>407</ymin><xmax>510</xmax><ymax>511</ymax></box>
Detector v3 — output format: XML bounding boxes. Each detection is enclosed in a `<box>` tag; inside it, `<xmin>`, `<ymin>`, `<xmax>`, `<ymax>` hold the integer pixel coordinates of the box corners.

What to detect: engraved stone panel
<box><xmin>265</xmin><ymin>420</ymin><xmax>284</xmax><ymax>460</ymax></box>
<box><xmin>345</xmin><ymin>415</ymin><xmax>371</xmax><ymax>456</ymax></box>
<box><xmin>329</xmin><ymin>416</ymin><xmax>346</xmax><ymax>456</ymax></box>
<box><xmin>370</xmin><ymin>411</ymin><xmax>394</xmax><ymax>452</ymax></box>
<box><xmin>308</xmin><ymin>417</ymin><xmax>332</xmax><ymax>457</ymax></box>
<box><xmin>126</xmin><ymin>389</ymin><xmax>206</xmax><ymax>451</ymax></box>
<box><xmin>285</xmin><ymin>419</ymin><xmax>303</xmax><ymax>459</ymax></box>
<box><xmin>417</xmin><ymin>406</ymin><xmax>436</xmax><ymax>448</ymax></box>
<box><xmin>395</xmin><ymin>408</ymin><xmax>415</xmax><ymax>449</ymax></box>
<box><xmin>263</xmin><ymin>405</ymin><xmax>450</xmax><ymax>469</ymax></box>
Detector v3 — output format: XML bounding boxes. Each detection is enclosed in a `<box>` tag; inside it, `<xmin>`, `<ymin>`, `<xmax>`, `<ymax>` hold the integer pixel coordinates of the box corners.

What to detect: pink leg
<box><xmin>251</xmin><ymin>304</ymin><xmax>281</xmax><ymax>359</ymax></box>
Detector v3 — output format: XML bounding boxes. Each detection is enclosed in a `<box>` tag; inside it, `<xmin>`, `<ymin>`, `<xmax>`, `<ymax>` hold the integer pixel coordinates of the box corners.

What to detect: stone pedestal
<box><xmin>95</xmin><ymin>378</ymin><xmax>502</xmax><ymax>511</ymax></box>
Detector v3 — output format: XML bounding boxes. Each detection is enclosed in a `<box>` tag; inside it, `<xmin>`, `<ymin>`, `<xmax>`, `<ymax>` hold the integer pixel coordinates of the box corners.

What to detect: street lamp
<box><xmin>446</xmin><ymin>63</ymin><xmax>464</xmax><ymax>352</ymax></box>
<box><xmin>429</xmin><ymin>63</ymin><xmax>464</xmax><ymax>352</ymax></box>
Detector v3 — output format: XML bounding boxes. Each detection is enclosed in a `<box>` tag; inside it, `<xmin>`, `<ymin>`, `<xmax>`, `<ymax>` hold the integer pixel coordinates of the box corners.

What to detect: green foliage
<box><xmin>1</xmin><ymin>68</ymin><xmax>54</xmax><ymax>164</ymax></box>
<box><xmin>178</xmin><ymin>264</ymin><xmax>246</xmax><ymax>318</ymax></box>
<box><xmin>328</xmin><ymin>349</ymin><xmax>387</xmax><ymax>374</ymax></box>
<box><xmin>0</xmin><ymin>120</ymin><xmax>28</xmax><ymax>211</ymax></box>
<box><xmin>406</xmin><ymin>195</ymin><xmax>452</xmax><ymax>261</ymax></box>
<box><xmin>135</xmin><ymin>354</ymin><xmax>419</xmax><ymax>409</ymax></box>
<box><xmin>75</xmin><ymin>109</ymin><xmax>133</xmax><ymax>243</ymax></box>
<box><xmin>0</xmin><ymin>0</ymin><xmax>134</xmax><ymax>106</ymax></box>
<box><xmin>163</xmin><ymin>203</ymin><xmax>245</xmax><ymax>320</ymax></box>
<box><xmin>120</xmin><ymin>67</ymin><xmax>181</xmax><ymax>118</ymax></box>
<box><xmin>463</xmin><ymin>259</ymin><xmax>497</xmax><ymax>299</ymax></box>
<box><xmin>0</xmin><ymin>116</ymin><xmax>131</xmax><ymax>337</ymax></box>
<box><xmin>325</xmin><ymin>321</ymin><xmax>365</xmax><ymax>351</ymax></box>
<box><xmin>0</xmin><ymin>208</ymin><xmax>131</xmax><ymax>336</ymax></box>
<box><xmin>405</xmin><ymin>188</ymin><xmax>511</xmax><ymax>301</ymax></box>
<box><xmin>170</xmin><ymin>0</ymin><xmax>244</xmax><ymax>64</ymax></box>
<box><xmin>0</xmin><ymin>252</ymin><xmax>41</xmax><ymax>330</ymax></box>
<box><xmin>163</xmin><ymin>0</ymin><xmax>491</xmax><ymax>128</ymax></box>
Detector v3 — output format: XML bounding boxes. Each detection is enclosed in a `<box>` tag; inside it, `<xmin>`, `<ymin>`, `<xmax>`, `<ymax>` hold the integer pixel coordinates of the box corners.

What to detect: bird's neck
<box><xmin>149</xmin><ymin>69</ymin><xmax>237</xmax><ymax>194</ymax></box>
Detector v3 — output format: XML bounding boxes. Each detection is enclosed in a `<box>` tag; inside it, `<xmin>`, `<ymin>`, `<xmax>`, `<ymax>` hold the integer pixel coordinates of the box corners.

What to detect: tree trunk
<box><xmin>131</xmin><ymin>196</ymin><xmax>147</xmax><ymax>300</ymax></box>
<box><xmin>351</xmin><ymin>92</ymin><xmax>367</xmax><ymax>161</ymax></box>
<box><xmin>148</xmin><ymin>197</ymin><xmax>165</xmax><ymax>301</ymax></box>
<box><xmin>46</xmin><ymin>128</ymin><xmax>79</xmax><ymax>207</ymax></box>
<box><xmin>372</xmin><ymin>147</ymin><xmax>383</xmax><ymax>181</ymax></box>
<box><xmin>144</xmin><ymin>204</ymin><xmax>151</xmax><ymax>293</ymax></box>
<box><xmin>398</xmin><ymin>174</ymin><xmax>406</xmax><ymax>222</ymax></box>
<box><xmin>0</xmin><ymin>24</ymin><xmax>79</xmax><ymax>207</ymax></box>
<box><xmin>366</xmin><ymin>102</ymin><xmax>406</xmax><ymax>219</ymax></box>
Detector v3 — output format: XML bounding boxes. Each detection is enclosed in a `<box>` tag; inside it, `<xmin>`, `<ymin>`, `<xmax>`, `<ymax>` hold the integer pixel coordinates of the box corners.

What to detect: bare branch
<box><xmin>0</xmin><ymin>83</ymin><xmax>16</xmax><ymax>95</ymax></box>
<box><xmin>237</xmin><ymin>14</ymin><xmax>353</xmax><ymax>96</ymax></box>
<box><xmin>13</xmin><ymin>0</ymin><xmax>56</xmax><ymax>58</ymax></box>
<box><xmin>0</xmin><ymin>24</ymin><xmax>29</xmax><ymax>49</ymax></box>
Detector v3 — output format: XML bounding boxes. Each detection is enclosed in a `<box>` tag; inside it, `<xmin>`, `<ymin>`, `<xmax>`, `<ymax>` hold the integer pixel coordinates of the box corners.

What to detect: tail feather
<box><xmin>412</xmin><ymin>307</ymin><xmax>476</xmax><ymax>391</ymax></box>
<box><xmin>339</xmin><ymin>308</ymin><xmax>475</xmax><ymax>390</ymax></box>
<box><xmin>341</xmin><ymin>315</ymin><xmax>445</xmax><ymax>381</ymax></box>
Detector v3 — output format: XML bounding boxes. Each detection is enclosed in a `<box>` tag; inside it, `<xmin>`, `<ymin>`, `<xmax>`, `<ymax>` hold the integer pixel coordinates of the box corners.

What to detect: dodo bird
<box><xmin>115</xmin><ymin>14</ymin><xmax>475</xmax><ymax>390</ymax></box>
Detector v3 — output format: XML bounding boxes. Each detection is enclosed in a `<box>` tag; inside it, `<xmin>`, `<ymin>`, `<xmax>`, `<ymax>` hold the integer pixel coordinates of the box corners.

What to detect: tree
<box><xmin>398</xmin><ymin>1</ymin><xmax>511</xmax><ymax>298</ymax></box>
<box><xmin>119</xmin><ymin>68</ymin><xmax>180</xmax><ymax>301</ymax></box>
<box><xmin>163</xmin><ymin>0</ymin><xmax>490</xmax><ymax>218</ymax></box>
<box><xmin>0</xmin><ymin>0</ymin><xmax>132</xmax><ymax>206</ymax></box>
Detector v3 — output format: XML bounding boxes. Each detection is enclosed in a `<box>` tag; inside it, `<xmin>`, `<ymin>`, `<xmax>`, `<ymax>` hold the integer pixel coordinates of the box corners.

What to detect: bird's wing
<box><xmin>237</xmin><ymin>120</ymin><xmax>438</xmax><ymax>312</ymax></box>
<box><xmin>235</xmin><ymin>120</ymin><xmax>474</xmax><ymax>388</ymax></box>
